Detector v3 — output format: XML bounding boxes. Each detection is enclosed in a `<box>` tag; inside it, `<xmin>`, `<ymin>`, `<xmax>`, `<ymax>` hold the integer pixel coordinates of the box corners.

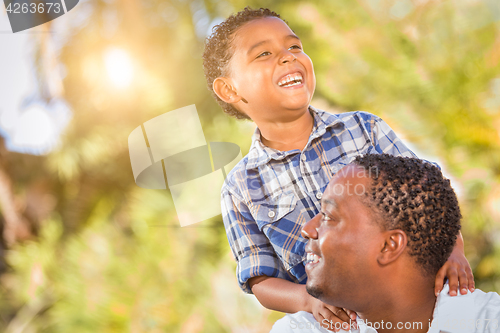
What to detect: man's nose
<box><xmin>301</xmin><ymin>213</ymin><xmax>321</xmax><ymax>239</ymax></box>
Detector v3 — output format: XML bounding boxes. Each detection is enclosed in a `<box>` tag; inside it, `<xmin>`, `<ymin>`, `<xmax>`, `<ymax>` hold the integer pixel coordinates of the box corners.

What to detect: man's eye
<box><xmin>321</xmin><ymin>212</ymin><xmax>332</xmax><ymax>222</ymax></box>
<box><xmin>256</xmin><ymin>51</ymin><xmax>271</xmax><ymax>58</ymax></box>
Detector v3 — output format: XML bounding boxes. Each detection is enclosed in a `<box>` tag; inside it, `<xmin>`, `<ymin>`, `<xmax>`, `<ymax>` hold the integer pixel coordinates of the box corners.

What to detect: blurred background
<box><xmin>0</xmin><ymin>0</ymin><xmax>499</xmax><ymax>331</ymax></box>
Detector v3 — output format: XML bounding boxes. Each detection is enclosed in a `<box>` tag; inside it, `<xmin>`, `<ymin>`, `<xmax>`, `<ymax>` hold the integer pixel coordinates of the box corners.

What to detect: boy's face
<box><xmin>225</xmin><ymin>17</ymin><xmax>316</xmax><ymax>122</ymax></box>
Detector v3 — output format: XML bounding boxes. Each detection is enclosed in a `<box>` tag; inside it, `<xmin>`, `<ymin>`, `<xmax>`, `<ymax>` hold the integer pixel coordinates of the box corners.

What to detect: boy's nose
<box><xmin>301</xmin><ymin>213</ymin><xmax>321</xmax><ymax>239</ymax></box>
<box><xmin>279</xmin><ymin>51</ymin><xmax>296</xmax><ymax>64</ymax></box>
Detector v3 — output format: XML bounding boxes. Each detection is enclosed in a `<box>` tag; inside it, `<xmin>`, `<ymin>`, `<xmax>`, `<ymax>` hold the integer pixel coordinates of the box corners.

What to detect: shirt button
<box><xmin>316</xmin><ymin>192</ymin><xmax>322</xmax><ymax>200</ymax></box>
<box><xmin>301</xmin><ymin>154</ymin><xmax>307</xmax><ymax>161</ymax></box>
<box><xmin>268</xmin><ymin>211</ymin><xmax>275</xmax><ymax>218</ymax></box>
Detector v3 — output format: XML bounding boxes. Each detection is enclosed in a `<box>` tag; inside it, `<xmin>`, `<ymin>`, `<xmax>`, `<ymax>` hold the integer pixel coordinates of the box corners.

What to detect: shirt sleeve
<box><xmin>369</xmin><ymin>115</ymin><xmax>417</xmax><ymax>158</ymax></box>
<box><xmin>221</xmin><ymin>184</ymin><xmax>292</xmax><ymax>294</ymax></box>
<box><xmin>367</xmin><ymin>113</ymin><xmax>441</xmax><ymax>169</ymax></box>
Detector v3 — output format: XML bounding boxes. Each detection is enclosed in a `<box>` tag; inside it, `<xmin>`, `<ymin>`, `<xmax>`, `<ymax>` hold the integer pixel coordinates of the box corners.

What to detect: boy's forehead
<box><xmin>233</xmin><ymin>17</ymin><xmax>297</xmax><ymax>47</ymax></box>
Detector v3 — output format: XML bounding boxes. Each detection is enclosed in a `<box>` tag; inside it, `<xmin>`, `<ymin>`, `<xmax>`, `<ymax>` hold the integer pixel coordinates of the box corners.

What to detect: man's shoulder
<box><xmin>431</xmin><ymin>285</ymin><xmax>500</xmax><ymax>332</ymax></box>
<box><xmin>470</xmin><ymin>288</ymin><xmax>500</xmax><ymax>318</ymax></box>
<box><xmin>439</xmin><ymin>286</ymin><xmax>500</xmax><ymax>311</ymax></box>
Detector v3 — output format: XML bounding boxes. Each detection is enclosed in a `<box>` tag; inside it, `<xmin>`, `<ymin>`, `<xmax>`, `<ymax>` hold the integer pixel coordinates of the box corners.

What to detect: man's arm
<box><xmin>249</xmin><ymin>276</ymin><xmax>355</xmax><ymax>331</ymax></box>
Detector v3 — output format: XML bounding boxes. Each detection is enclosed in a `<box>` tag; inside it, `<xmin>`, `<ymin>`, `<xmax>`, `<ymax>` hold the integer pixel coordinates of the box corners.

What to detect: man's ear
<box><xmin>213</xmin><ymin>78</ymin><xmax>243</xmax><ymax>104</ymax></box>
<box><xmin>377</xmin><ymin>230</ymin><xmax>407</xmax><ymax>266</ymax></box>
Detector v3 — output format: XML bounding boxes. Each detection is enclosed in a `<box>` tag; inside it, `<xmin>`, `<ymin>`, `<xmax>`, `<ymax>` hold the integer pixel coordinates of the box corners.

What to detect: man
<box><xmin>271</xmin><ymin>154</ymin><xmax>500</xmax><ymax>333</ymax></box>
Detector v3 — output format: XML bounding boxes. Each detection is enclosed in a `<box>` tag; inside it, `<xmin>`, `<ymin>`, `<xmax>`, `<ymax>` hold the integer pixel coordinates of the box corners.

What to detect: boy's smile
<box><xmin>221</xmin><ymin>17</ymin><xmax>316</xmax><ymax>123</ymax></box>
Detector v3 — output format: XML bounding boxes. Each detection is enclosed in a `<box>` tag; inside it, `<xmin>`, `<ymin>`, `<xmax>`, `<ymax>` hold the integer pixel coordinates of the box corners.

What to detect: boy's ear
<box><xmin>213</xmin><ymin>78</ymin><xmax>243</xmax><ymax>104</ymax></box>
<box><xmin>377</xmin><ymin>230</ymin><xmax>407</xmax><ymax>266</ymax></box>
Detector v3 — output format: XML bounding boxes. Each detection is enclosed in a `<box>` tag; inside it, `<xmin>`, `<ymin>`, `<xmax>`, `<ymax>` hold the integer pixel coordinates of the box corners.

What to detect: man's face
<box><xmin>227</xmin><ymin>17</ymin><xmax>316</xmax><ymax>122</ymax></box>
<box><xmin>303</xmin><ymin>165</ymin><xmax>383</xmax><ymax>309</ymax></box>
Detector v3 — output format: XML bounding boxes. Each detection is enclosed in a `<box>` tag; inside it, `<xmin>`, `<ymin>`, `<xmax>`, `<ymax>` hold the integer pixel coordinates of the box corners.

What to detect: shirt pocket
<box><xmin>253</xmin><ymin>191</ymin><xmax>297</xmax><ymax>228</ymax></box>
<box><xmin>253</xmin><ymin>191</ymin><xmax>305</xmax><ymax>272</ymax></box>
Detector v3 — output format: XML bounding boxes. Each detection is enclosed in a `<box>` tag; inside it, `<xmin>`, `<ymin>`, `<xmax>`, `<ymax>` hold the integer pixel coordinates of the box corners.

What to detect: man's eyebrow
<box><xmin>321</xmin><ymin>198</ymin><xmax>337</xmax><ymax>210</ymax></box>
<box><xmin>247</xmin><ymin>34</ymin><xmax>301</xmax><ymax>56</ymax></box>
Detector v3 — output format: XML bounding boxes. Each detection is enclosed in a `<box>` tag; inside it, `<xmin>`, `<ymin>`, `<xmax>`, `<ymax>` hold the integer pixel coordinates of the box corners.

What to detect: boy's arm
<box><xmin>221</xmin><ymin>185</ymin><xmax>289</xmax><ymax>293</ymax></box>
<box><xmin>250</xmin><ymin>276</ymin><xmax>355</xmax><ymax>331</ymax></box>
<box><xmin>434</xmin><ymin>231</ymin><xmax>475</xmax><ymax>296</ymax></box>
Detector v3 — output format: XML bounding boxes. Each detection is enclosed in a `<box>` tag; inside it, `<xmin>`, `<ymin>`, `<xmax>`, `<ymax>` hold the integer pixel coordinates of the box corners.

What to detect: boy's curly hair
<box><xmin>202</xmin><ymin>7</ymin><xmax>285</xmax><ymax>120</ymax></box>
<box><xmin>353</xmin><ymin>154</ymin><xmax>462</xmax><ymax>276</ymax></box>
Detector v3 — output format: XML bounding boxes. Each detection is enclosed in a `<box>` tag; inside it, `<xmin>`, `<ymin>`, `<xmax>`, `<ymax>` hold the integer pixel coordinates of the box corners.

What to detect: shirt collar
<box><xmin>245</xmin><ymin>105</ymin><xmax>344</xmax><ymax>170</ymax></box>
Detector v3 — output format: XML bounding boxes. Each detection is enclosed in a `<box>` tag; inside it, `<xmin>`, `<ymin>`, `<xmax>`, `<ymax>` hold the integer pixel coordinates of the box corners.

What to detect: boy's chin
<box><xmin>282</xmin><ymin>100</ymin><xmax>313</xmax><ymax>112</ymax></box>
<box><xmin>283</xmin><ymin>93</ymin><xmax>313</xmax><ymax>106</ymax></box>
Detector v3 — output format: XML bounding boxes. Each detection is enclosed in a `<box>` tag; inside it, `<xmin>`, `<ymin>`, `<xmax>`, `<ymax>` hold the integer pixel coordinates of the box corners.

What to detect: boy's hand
<box><xmin>307</xmin><ymin>296</ymin><xmax>357</xmax><ymax>332</ymax></box>
<box><xmin>434</xmin><ymin>245</ymin><xmax>474</xmax><ymax>297</ymax></box>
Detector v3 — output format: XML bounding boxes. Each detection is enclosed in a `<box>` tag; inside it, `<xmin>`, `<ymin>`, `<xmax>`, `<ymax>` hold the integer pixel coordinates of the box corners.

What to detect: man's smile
<box><xmin>305</xmin><ymin>251</ymin><xmax>322</xmax><ymax>268</ymax></box>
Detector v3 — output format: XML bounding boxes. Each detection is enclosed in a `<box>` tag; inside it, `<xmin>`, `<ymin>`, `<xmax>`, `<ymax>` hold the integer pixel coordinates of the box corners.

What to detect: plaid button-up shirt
<box><xmin>221</xmin><ymin>106</ymin><xmax>417</xmax><ymax>293</ymax></box>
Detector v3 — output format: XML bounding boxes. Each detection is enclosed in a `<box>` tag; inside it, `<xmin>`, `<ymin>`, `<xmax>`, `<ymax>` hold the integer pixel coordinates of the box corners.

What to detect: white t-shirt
<box><xmin>270</xmin><ymin>284</ymin><xmax>500</xmax><ymax>333</ymax></box>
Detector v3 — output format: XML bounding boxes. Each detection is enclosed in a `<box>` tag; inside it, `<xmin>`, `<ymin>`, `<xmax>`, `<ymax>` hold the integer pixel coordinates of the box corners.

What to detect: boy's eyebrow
<box><xmin>247</xmin><ymin>34</ymin><xmax>301</xmax><ymax>56</ymax></box>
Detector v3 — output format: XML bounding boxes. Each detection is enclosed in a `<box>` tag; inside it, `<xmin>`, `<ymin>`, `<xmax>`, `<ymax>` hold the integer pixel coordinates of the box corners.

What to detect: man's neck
<box><xmin>357</xmin><ymin>284</ymin><xmax>436</xmax><ymax>333</ymax></box>
<box><xmin>258</xmin><ymin>108</ymin><xmax>314</xmax><ymax>152</ymax></box>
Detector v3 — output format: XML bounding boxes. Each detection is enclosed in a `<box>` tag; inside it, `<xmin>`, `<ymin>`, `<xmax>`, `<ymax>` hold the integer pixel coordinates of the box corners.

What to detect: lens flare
<box><xmin>104</xmin><ymin>47</ymin><xmax>134</xmax><ymax>88</ymax></box>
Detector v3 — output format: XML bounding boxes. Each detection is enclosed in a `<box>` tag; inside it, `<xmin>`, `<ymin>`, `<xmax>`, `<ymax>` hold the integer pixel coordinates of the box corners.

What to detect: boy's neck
<box><xmin>258</xmin><ymin>109</ymin><xmax>314</xmax><ymax>152</ymax></box>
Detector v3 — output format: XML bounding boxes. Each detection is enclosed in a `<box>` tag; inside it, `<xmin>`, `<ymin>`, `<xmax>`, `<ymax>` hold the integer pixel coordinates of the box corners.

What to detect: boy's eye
<box><xmin>255</xmin><ymin>46</ymin><xmax>301</xmax><ymax>59</ymax></box>
<box><xmin>256</xmin><ymin>51</ymin><xmax>271</xmax><ymax>58</ymax></box>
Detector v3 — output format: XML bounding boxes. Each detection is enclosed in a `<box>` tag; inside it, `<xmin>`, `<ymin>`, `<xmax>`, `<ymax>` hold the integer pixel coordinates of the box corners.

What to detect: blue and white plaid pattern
<box><xmin>221</xmin><ymin>106</ymin><xmax>417</xmax><ymax>293</ymax></box>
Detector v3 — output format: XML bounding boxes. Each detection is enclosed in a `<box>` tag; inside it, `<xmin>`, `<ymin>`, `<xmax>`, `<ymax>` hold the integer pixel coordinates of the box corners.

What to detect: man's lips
<box><xmin>304</xmin><ymin>251</ymin><xmax>322</xmax><ymax>266</ymax></box>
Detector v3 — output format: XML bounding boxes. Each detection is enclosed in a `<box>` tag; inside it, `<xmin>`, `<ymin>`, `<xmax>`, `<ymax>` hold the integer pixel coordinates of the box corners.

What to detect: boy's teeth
<box><xmin>278</xmin><ymin>73</ymin><xmax>303</xmax><ymax>86</ymax></box>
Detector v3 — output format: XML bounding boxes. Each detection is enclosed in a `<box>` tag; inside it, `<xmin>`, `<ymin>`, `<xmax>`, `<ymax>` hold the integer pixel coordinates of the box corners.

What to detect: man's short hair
<box><xmin>353</xmin><ymin>154</ymin><xmax>461</xmax><ymax>275</ymax></box>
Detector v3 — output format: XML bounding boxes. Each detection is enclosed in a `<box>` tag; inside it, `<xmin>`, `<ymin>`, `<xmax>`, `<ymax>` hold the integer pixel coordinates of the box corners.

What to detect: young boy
<box><xmin>202</xmin><ymin>7</ymin><xmax>474</xmax><ymax>330</ymax></box>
